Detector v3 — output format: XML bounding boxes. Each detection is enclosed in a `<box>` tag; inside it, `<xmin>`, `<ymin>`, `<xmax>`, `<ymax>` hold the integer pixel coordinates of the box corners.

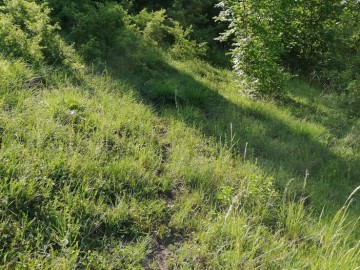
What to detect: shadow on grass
<box><xmin>109</xmin><ymin>55</ymin><xmax>360</xmax><ymax>214</ymax></box>
<box><xmin>276</xmin><ymin>81</ymin><xmax>357</xmax><ymax>140</ymax></box>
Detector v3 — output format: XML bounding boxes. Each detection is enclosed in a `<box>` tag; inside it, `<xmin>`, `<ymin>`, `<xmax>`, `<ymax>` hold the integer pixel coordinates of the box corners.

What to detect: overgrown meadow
<box><xmin>0</xmin><ymin>0</ymin><xmax>359</xmax><ymax>269</ymax></box>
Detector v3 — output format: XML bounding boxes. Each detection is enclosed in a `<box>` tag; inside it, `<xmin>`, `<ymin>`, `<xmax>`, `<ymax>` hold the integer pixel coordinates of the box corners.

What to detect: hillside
<box><xmin>1</xmin><ymin>0</ymin><xmax>360</xmax><ymax>269</ymax></box>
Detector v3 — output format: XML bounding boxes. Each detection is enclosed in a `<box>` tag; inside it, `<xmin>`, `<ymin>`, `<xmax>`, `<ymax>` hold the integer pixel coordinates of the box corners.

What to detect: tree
<box><xmin>216</xmin><ymin>0</ymin><xmax>360</xmax><ymax>95</ymax></box>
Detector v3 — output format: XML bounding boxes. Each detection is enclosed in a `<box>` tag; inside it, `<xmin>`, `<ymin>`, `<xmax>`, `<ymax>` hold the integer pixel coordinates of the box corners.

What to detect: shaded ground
<box><xmin>111</xmin><ymin>55</ymin><xmax>360</xmax><ymax>215</ymax></box>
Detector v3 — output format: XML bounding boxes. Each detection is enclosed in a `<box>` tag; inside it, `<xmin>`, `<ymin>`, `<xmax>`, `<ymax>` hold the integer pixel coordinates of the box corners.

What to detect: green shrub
<box><xmin>216</xmin><ymin>0</ymin><xmax>360</xmax><ymax>95</ymax></box>
<box><xmin>128</xmin><ymin>0</ymin><xmax>226</xmax><ymax>65</ymax></box>
<box><xmin>215</xmin><ymin>0</ymin><xmax>290</xmax><ymax>94</ymax></box>
<box><xmin>69</xmin><ymin>2</ymin><xmax>126</xmax><ymax>61</ymax></box>
<box><xmin>131</xmin><ymin>9</ymin><xmax>168</xmax><ymax>46</ymax></box>
<box><xmin>0</xmin><ymin>0</ymin><xmax>54</xmax><ymax>62</ymax></box>
<box><xmin>167</xmin><ymin>20</ymin><xmax>207</xmax><ymax>60</ymax></box>
<box><xmin>0</xmin><ymin>0</ymin><xmax>78</xmax><ymax>68</ymax></box>
<box><xmin>131</xmin><ymin>9</ymin><xmax>206</xmax><ymax>60</ymax></box>
<box><xmin>0</xmin><ymin>57</ymin><xmax>34</xmax><ymax>92</ymax></box>
<box><xmin>41</xmin><ymin>1</ymin><xmax>206</xmax><ymax>64</ymax></box>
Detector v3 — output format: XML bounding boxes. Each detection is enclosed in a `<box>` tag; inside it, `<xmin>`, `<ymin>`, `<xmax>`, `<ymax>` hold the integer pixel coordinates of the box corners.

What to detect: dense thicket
<box><xmin>128</xmin><ymin>0</ymin><xmax>229</xmax><ymax>65</ymax></box>
<box><xmin>216</xmin><ymin>0</ymin><xmax>360</xmax><ymax>102</ymax></box>
<box><xmin>25</xmin><ymin>0</ymin><xmax>210</xmax><ymax>75</ymax></box>
<box><xmin>0</xmin><ymin>0</ymin><xmax>79</xmax><ymax>68</ymax></box>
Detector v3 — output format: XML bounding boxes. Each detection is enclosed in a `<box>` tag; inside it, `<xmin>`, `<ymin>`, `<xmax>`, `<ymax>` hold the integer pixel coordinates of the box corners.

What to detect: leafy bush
<box><xmin>69</xmin><ymin>2</ymin><xmax>126</xmax><ymax>61</ymax></box>
<box><xmin>167</xmin><ymin>20</ymin><xmax>207</xmax><ymax>60</ymax></box>
<box><xmin>131</xmin><ymin>9</ymin><xmax>206</xmax><ymax>60</ymax></box>
<box><xmin>0</xmin><ymin>0</ymin><xmax>78</xmax><ymax>68</ymax></box>
<box><xmin>216</xmin><ymin>0</ymin><xmax>360</xmax><ymax>95</ymax></box>
<box><xmin>0</xmin><ymin>57</ymin><xmax>34</xmax><ymax>92</ymax></box>
<box><xmin>130</xmin><ymin>9</ymin><xmax>168</xmax><ymax>46</ymax></box>
<box><xmin>215</xmin><ymin>0</ymin><xmax>290</xmax><ymax>94</ymax></box>
<box><xmin>0</xmin><ymin>0</ymin><xmax>54</xmax><ymax>62</ymax></box>
<box><xmin>43</xmin><ymin>1</ymin><xmax>204</xmax><ymax>64</ymax></box>
<box><xmin>128</xmin><ymin>0</ymin><xmax>228</xmax><ymax>65</ymax></box>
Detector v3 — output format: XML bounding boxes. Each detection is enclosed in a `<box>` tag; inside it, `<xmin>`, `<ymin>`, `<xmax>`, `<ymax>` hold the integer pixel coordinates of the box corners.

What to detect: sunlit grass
<box><xmin>0</xmin><ymin>54</ymin><xmax>359</xmax><ymax>269</ymax></box>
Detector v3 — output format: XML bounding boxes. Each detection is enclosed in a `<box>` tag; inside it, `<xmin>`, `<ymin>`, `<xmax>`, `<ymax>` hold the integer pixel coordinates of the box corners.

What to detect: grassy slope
<box><xmin>0</xmin><ymin>53</ymin><xmax>360</xmax><ymax>269</ymax></box>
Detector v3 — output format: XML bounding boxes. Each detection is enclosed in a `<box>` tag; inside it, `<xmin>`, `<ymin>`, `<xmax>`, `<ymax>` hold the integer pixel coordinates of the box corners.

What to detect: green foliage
<box><xmin>43</xmin><ymin>1</ymin><xmax>205</xmax><ymax>64</ymax></box>
<box><xmin>129</xmin><ymin>0</ymin><xmax>220</xmax><ymax>41</ymax></box>
<box><xmin>118</xmin><ymin>8</ymin><xmax>207</xmax><ymax>61</ymax></box>
<box><xmin>130</xmin><ymin>9</ymin><xmax>168</xmax><ymax>46</ymax></box>
<box><xmin>70</xmin><ymin>2</ymin><xmax>126</xmax><ymax>61</ymax></box>
<box><xmin>167</xmin><ymin>21</ymin><xmax>207</xmax><ymax>60</ymax></box>
<box><xmin>216</xmin><ymin>0</ymin><xmax>360</xmax><ymax>96</ymax></box>
<box><xmin>0</xmin><ymin>0</ymin><xmax>55</xmax><ymax>62</ymax></box>
<box><xmin>168</xmin><ymin>0</ymin><xmax>224</xmax><ymax>54</ymax></box>
<box><xmin>130</xmin><ymin>0</ymin><xmax>229</xmax><ymax>65</ymax></box>
<box><xmin>0</xmin><ymin>57</ymin><xmax>34</xmax><ymax>92</ymax></box>
<box><xmin>215</xmin><ymin>0</ymin><xmax>290</xmax><ymax>94</ymax></box>
<box><xmin>0</xmin><ymin>0</ymin><xmax>79</xmax><ymax>68</ymax></box>
<box><xmin>292</xmin><ymin>0</ymin><xmax>360</xmax><ymax>111</ymax></box>
<box><xmin>1</xmin><ymin>1</ymin><xmax>360</xmax><ymax>268</ymax></box>
<box><xmin>43</xmin><ymin>1</ymin><xmax>131</xmax><ymax>62</ymax></box>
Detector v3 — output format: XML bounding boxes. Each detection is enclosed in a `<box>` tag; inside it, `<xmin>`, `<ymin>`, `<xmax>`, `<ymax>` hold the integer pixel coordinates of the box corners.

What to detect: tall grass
<box><xmin>1</xmin><ymin>48</ymin><xmax>360</xmax><ymax>270</ymax></box>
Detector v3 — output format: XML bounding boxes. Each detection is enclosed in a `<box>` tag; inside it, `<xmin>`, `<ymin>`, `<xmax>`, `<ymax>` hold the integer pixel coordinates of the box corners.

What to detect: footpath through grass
<box><xmin>1</xmin><ymin>54</ymin><xmax>360</xmax><ymax>269</ymax></box>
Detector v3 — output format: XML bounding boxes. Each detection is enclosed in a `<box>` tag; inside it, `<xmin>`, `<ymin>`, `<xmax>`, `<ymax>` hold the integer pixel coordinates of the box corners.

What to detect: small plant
<box><xmin>0</xmin><ymin>57</ymin><xmax>34</xmax><ymax>92</ymax></box>
<box><xmin>216</xmin><ymin>185</ymin><xmax>235</xmax><ymax>206</ymax></box>
<box><xmin>167</xmin><ymin>20</ymin><xmax>207</xmax><ymax>60</ymax></box>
